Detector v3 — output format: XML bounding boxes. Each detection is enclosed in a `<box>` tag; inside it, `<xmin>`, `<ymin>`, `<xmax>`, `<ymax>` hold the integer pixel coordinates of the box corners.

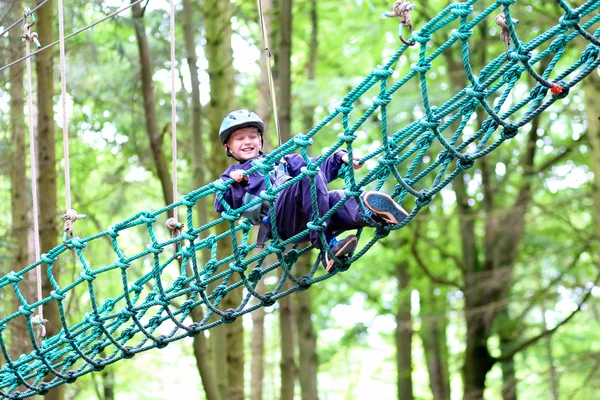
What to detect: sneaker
<box><xmin>323</xmin><ymin>235</ymin><xmax>358</xmax><ymax>273</ymax></box>
<box><xmin>361</xmin><ymin>191</ymin><xmax>409</xmax><ymax>224</ymax></box>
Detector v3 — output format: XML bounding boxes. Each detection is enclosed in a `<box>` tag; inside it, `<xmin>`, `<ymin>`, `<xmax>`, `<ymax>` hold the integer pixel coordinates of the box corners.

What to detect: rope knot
<box><xmin>31</xmin><ymin>314</ymin><xmax>48</xmax><ymax>338</ymax></box>
<box><xmin>293</xmin><ymin>134</ymin><xmax>313</xmax><ymax>148</ymax></box>
<box><xmin>180</xmin><ymin>195</ymin><xmax>197</xmax><ymax>208</ymax></box>
<box><xmin>416</xmin><ymin>190</ymin><xmax>433</xmax><ymax>207</ymax></box>
<box><xmin>337</xmin><ymin>133</ymin><xmax>358</xmax><ymax>143</ymax></box>
<box><xmin>465</xmin><ymin>87</ymin><xmax>487</xmax><ymax>101</ymax></box>
<box><xmin>551</xmin><ymin>81</ymin><xmax>569</xmax><ymax>98</ymax></box>
<box><xmin>383</xmin><ymin>0</ymin><xmax>415</xmax><ymax>45</ymax></box>
<box><xmin>558</xmin><ymin>12</ymin><xmax>580</xmax><ymax>30</ymax></box>
<box><xmin>335</xmin><ymin>104</ymin><xmax>353</xmax><ymax>114</ymax></box>
<box><xmin>222</xmin><ymin>309</ymin><xmax>237</xmax><ymax>324</ymax></box>
<box><xmin>229</xmin><ymin>261</ymin><xmax>246</xmax><ymax>274</ymax></box>
<box><xmin>501</xmin><ymin>123</ymin><xmax>519</xmax><ymax>140</ymax></box>
<box><xmin>372</xmin><ymin>66</ymin><xmax>394</xmax><ymax>78</ymax></box>
<box><xmin>156</xmin><ymin>335</ymin><xmax>169</xmax><ymax>349</ymax></box>
<box><xmin>549</xmin><ymin>34</ymin><xmax>568</xmax><ymax>53</ymax></box>
<box><xmin>373</xmin><ymin>95</ymin><xmax>393</xmax><ymax>107</ymax></box>
<box><xmin>62</xmin><ymin>209</ymin><xmax>86</xmax><ymax>237</ymax></box>
<box><xmin>248</xmin><ymin>268</ymin><xmax>263</xmax><ymax>283</ymax></box>
<box><xmin>221</xmin><ymin>210</ymin><xmax>241</xmax><ymax>222</ymax></box>
<box><xmin>457</xmin><ymin>156</ymin><xmax>475</xmax><ymax>171</ymax></box>
<box><xmin>146</xmin><ymin>243</ymin><xmax>164</xmax><ymax>255</ymax></box>
<box><xmin>261</xmin><ymin>292</ymin><xmax>276</xmax><ymax>307</ymax></box>
<box><xmin>165</xmin><ymin>217</ymin><xmax>183</xmax><ymax>232</ymax></box>
<box><xmin>507</xmin><ymin>50</ymin><xmax>530</xmax><ymax>63</ymax></box>
<box><xmin>451</xmin><ymin>27</ymin><xmax>473</xmax><ymax>41</ymax></box>
<box><xmin>21</xmin><ymin>10</ymin><xmax>41</xmax><ymax>48</ymax></box>
<box><xmin>212</xmin><ymin>284</ymin><xmax>228</xmax><ymax>299</ymax></box>
<box><xmin>495</xmin><ymin>13</ymin><xmax>518</xmax><ymax>56</ymax></box>
<box><xmin>297</xmin><ymin>275</ymin><xmax>312</xmax><ymax>291</ymax></box>
<box><xmin>581</xmin><ymin>44</ymin><xmax>599</xmax><ymax>64</ymax></box>
<box><xmin>416</xmin><ymin>133</ymin><xmax>435</xmax><ymax>149</ymax></box>
<box><xmin>5</xmin><ymin>272</ymin><xmax>23</xmax><ymax>283</ymax></box>
<box><xmin>410</xmin><ymin>60</ymin><xmax>432</xmax><ymax>74</ymax></box>
<box><xmin>450</xmin><ymin>5</ymin><xmax>473</xmax><ymax>17</ymax></box>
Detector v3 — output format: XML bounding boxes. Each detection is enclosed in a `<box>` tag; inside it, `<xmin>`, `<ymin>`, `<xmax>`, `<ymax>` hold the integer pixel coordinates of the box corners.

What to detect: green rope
<box><xmin>1</xmin><ymin>0</ymin><xmax>599</xmax><ymax>397</ymax></box>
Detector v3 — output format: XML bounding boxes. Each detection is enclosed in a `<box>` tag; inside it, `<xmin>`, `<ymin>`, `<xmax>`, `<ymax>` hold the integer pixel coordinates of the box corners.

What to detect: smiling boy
<box><xmin>214</xmin><ymin>110</ymin><xmax>409</xmax><ymax>272</ymax></box>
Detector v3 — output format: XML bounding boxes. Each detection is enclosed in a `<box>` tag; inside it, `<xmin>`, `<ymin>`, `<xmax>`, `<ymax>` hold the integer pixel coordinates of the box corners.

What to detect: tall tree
<box><xmin>203</xmin><ymin>0</ymin><xmax>241</xmax><ymax>399</ymax></box>
<box><xmin>395</xmin><ymin>256</ymin><xmax>414</xmax><ymax>400</ymax></box>
<box><xmin>584</xmin><ymin>73</ymin><xmax>600</xmax><ymax>257</ymax></box>
<box><xmin>182</xmin><ymin>2</ymin><xmax>220</xmax><ymax>399</ymax></box>
<box><xmin>252</xmin><ymin>1</ymin><xmax>276</xmax><ymax>399</ymax></box>
<box><xmin>131</xmin><ymin>0</ymin><xmax>173</xmax><ymax>212</ymax></box>
<box><xmin>35</xmin><ymin>1</ymin><xmax>62</xmax><ymax>399</ymax></box>
<box><xmin>9</xmin><ymin>0</ymin><xmax>34</xmax><ymax>373</ymax></box>
<box><xmin>295</xmin><ymin>1</ymin><xmax>320</xmax><ymax>398</ymax></box>
<box><xmin>419</xmin><ymin>283</ymin><xmax>450</xmax><ymax>400</ymax></box>
<box><xmin>277</xmin><ymin>0</ymin><xmax>296</xmax><ymax>398</ymax></box>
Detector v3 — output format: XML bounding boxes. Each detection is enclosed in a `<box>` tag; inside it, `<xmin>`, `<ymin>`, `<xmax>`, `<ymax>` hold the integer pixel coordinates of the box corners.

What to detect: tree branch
<box><xmin>411</xmin><ymin>226</ymin><xmax>464</xmax><ymax>290</ymax></box>
<box><xmin>495</xmin><ymin>268</ymin><xmax>600</xmax><ymax>362</ymax></box>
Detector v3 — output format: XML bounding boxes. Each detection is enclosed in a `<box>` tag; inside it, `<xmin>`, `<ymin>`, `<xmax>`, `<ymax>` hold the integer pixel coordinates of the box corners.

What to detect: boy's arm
<box><xmin>315</xmin><ymin>149</ymin><xmax>348</xmax><ymax>183</ymax></box>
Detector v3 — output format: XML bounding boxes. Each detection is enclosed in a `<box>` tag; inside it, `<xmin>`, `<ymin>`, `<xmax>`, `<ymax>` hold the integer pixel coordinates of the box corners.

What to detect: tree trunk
<box><xmin>131</xmin><ymin>1</ymin><xmax>173</xmax><ymax>213</ymax></box>
<box><xmin>203</xmin><ymin>0</ymin><xmax>240</xmax><ymax>399</ymax></box>
<box><xmin>277</xmin><ymin>1</ymin><xmax>296</xmax><ymax>398</ymax></box>
<box><xmin>295</xmin><ymin>3</ymin><xmax>320</xmax><ymax>397</ymax></box>
<box><xmin>36</xmin><ymin>2</ymin><xmax>62</xmax><ymax>399</ymax></box>
<box><xmin>278</xmin><ymin>0</ymin><xmax>292</xmax><ymax>144</ymax></box>
<box><xmin>295</xmin><ymin>0</ymin><xmax>319</xmax><ymax>400</ymax></box>
<box><xmin>455</xmin><ymin>174</ymin><xmax>494</xmax><ymax>400</ymax></box>
<box><xmin>279</xmin><ymin>272</ymin><xmax>296</xmax><ymax>400</ymax></box>
<box><xmin>420</xmin><ymin>284</ymin><xmax>450</xmax><ymax>400</ymax></box>
<box><xmin>9</xmin><ymin>0</ymin><xmax>35</xmax><ymax>380</ymax></box>
<box><xmin>583</xmin><ymin>73</ymin><xmax>600</xmax><ymax>257</ymax></box>
<box><xmin>101</xmin><ymin>367</ymin><xmax>115</xmax><ymax>400</ymax></box>
<box><xmin>251</xmin><ymin>279</ymin><xmax>267</xmax><ymax>400</ymax></box>
<box><xmin>395</xmin><ymin>260</ymin><xmax>414</xmax><ymax>400</ymax></box>
<box><xmin>182</xmin><ymin>2</ymin><xmax>220</xmax><ymax>399</ymax></box>
<box><xmin>251</xmin><ymin>1</ymin><xmax>276</xmax><ymax>398</ymax></box>
<box><xmin>295</xmin><ymin>254</ymin><xmax>318</xmax><ymax>400</ymax></box>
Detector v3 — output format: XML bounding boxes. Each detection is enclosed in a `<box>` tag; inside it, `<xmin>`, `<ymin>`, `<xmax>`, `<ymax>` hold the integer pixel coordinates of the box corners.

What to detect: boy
<box><xmin>214</xmin><ymin>110</ymin><xmax>409</xmax><ymax>272</ymax></box>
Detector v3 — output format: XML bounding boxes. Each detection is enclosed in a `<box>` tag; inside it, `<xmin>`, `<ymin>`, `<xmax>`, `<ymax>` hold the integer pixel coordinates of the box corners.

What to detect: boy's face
<box><xmin>225</xmin><ymin>127</ymin><xmax>262</xmax><ymax>161</ymax></box>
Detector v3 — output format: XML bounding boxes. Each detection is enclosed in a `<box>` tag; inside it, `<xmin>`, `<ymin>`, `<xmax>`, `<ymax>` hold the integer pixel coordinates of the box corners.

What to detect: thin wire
<box><xmin>57</xmin><ymin>0</ymin><xmax>72</xmax><ymax>218</ymax></box>
<box><xmin>0</xmin><ymin>0</ymin><xmax>50</xmax><ymax>39</ymax></box>
<box><xmin>170</xmin><ymin>0</ymin><xmax>177</xmax><ymax>222</ymax></box>
<box><xmin>0</xmin><ymin>0</ymin><xmax>147</xmax><ymax>74</ymax></box>
<box><xmin>256</xmin><ymin>0</ymin><xmax>282</xmax><ymax>146</ymax></box>
<box><xmin>24</xmin><ymin>23</ymin><xmax>43</xmax><ymax>334</ymax></box>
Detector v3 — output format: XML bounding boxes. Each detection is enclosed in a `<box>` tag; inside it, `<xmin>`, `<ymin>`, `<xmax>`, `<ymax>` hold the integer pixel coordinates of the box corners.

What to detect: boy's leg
<box><xmin>275</xmin><ymin>171</ymin><xmax>331</xmax><ymax>248</ymax></box>
<box><xmin>326</xmin><ymin>190</ymin><xmax>369</xmax><ymax>234</ymax></box>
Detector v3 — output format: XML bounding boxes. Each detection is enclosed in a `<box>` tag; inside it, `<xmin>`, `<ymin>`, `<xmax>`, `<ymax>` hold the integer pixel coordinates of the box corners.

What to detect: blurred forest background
<box><xmin>0</xmin><ymin>0</ymin><xmax>599</xmax><ymax>399</ymax></box>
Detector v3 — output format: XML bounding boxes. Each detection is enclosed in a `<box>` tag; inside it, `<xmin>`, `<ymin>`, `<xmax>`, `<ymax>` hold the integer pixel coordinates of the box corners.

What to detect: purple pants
<box><xmin>274</xmin><ymin>172</ymin><xmax>367</xmax><ymax>249</ymax></box>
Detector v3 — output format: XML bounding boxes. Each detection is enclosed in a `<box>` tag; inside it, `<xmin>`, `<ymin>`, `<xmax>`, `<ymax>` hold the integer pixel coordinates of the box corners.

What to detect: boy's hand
<box><xmin>341</xmin><ymin>153</ymin><xmax>365</xmax><ymax>170</ymax></box>
<box><xmin>230</xmin><ymin>169</ymin><xmax>248</xmax><ymax>183</ymax></box>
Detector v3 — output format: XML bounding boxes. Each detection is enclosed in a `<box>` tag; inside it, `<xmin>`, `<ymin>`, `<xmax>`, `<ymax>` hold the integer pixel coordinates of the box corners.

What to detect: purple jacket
<box><xmin>214</xmin><ymin>150</ymin><xmax>347</xmax><ymax>219</ymax></box>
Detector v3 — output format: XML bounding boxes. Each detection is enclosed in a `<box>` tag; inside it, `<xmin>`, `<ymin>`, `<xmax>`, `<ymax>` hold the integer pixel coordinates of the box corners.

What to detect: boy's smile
<box><xmin>225</xmin><ymin>127</ymin><xmax>262</xmax><ymax>161</ymax></box>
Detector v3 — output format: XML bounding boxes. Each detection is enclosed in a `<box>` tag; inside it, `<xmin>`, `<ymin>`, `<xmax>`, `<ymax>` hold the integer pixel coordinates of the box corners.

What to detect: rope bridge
<box><xmin>1</xmin><ymin>0</ymin><xmax>599</xmax><ymax>397</ymax></box>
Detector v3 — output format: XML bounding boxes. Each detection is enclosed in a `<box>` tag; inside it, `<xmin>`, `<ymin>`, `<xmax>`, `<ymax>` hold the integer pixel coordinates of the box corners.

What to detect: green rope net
<box><xmin>1</xmin><ymin>0</ymin><xmax>599</xmax><ymax>397</ymax></box>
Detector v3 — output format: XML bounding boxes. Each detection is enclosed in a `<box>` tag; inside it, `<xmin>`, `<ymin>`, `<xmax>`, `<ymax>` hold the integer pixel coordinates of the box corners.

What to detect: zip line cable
<box><xmin>0</xmin><ymin>0</ymin><xmax>147</xmax><ymax>74</ymax></box>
